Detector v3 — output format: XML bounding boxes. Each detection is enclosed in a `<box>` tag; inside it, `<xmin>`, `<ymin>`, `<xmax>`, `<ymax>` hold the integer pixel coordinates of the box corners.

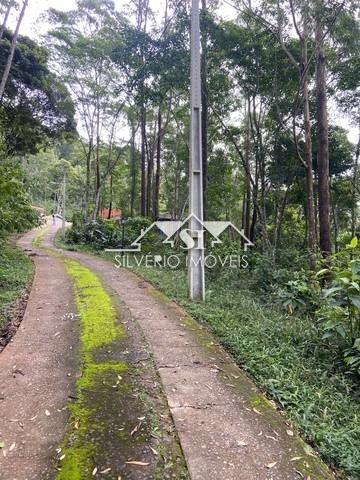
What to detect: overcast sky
<box><xmin>7</xmin><ymin>0</ymin><xmax>358</xmax><ymax>143</ymax></box>
<box><xmin>11</xmin><ymin>0</ymin><xmax>236</xmax><ymax>38</ymax></box>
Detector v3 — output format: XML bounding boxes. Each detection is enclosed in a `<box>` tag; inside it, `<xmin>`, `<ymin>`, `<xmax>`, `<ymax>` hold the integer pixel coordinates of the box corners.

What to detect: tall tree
<box><xmin>0</xmin><ymin>0</ymin><xmax>28</xmax><ymax>100</ymax></box>
<box><xmin>0</xmin><ymin>0</ymin><xmax>14</xmax><ymax>40</ymax></box>
<box><xmin>315</xmin><ymin>0</ymin><xmax>332</xmax><ymax>256</ymax></box>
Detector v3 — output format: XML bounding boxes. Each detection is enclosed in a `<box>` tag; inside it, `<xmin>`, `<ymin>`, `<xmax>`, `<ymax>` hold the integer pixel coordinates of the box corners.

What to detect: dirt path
<box><xmin>48</xmin><ymin>227</ymin><xmax>334</xmax><ymax>480</ymax></box>
<box><xmin>0</xmin><ymin>228</ymin><xmax>77</xmax><ymax>480</ymax></box>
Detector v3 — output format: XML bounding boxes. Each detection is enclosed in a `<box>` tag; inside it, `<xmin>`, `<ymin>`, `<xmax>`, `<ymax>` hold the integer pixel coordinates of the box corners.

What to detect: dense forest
<box><xmin>1</xmin><ymin>0</ymin><xmax>360</xmax><ymax>477</ymax></box>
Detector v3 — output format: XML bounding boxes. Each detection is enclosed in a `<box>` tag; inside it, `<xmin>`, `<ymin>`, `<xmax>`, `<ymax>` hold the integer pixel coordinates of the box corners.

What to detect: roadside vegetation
<box><xmin>0</xmin><ymin>243</ymin><xmax>33</xmax><ymax>331</ymax></box>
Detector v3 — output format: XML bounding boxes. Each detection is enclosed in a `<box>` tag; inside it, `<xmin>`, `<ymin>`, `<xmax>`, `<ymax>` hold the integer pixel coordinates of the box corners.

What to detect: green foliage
<box><xmin>317</xmin><ymin>238</ymin><xmax>360</xmax><ymax>374</ymax></box>
<box><xmin>131</xmin><ymin>264</ymin><xmax>360</xmax><ymax>479</ymax></box>
<box><xmin>274</xmin><ymin>271</ymin><xmax>322</xmax><ymax>315</ymax></box>
<box><xmin>0</xmin><ymin>243</ymin><xmax>34</xmax><ymax>330</ymax></box>
<box><xmin>0</xmin><ymin>161</ymin><xmax>39</xmax><ymax>238</ymax></box>
<box><xmin>0</xmin><ymin>31</ymin><xmax>74</xmax><ymax>156</ymax></box>
<box><xmin>65</xmin><ymin>215</ymin><xmax>152</xmax><ymax>250</ymax></box>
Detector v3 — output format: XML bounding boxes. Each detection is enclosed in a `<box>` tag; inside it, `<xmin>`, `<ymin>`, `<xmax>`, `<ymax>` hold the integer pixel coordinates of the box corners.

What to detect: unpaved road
<box><xmin>0</xmin><ymin>224</ymin><xmax>335</xmax><ymax>480</ymax></box>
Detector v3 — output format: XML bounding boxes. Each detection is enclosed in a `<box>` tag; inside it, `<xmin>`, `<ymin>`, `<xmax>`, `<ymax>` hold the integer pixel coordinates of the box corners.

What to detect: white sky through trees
<box><xmin>6</xmin><ymin>0</ymin><xmax>358</xmax><ymax>143</ymax></box>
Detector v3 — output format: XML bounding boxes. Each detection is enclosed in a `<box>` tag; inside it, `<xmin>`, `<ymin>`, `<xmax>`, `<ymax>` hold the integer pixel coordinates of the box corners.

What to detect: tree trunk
<box><xmin>304</xmin><ymin>82</ymin><xmax>317</xmax><ymax>270</ymax></box>
<box><xmin>108</xmin><ymin>175</ymin><xmax>113</xmax><ymax>219</ymax></box>
<box><xmin>0</xmin><ymin>0</ymin><xmax>14</xmax><ymax>41</ymax></box>
<box><xmin>0</xmin><ymin>0</ymin><xmax>29</xmax><ymax>101</ymax></box>
<box><xmin>351</xmin><ymin>129</ymin><xmax>360</xmax><ymax>237</ymax></box>
<box><xmin>130</xmin><ymin>122</ymin><xmax>137</xmax><ymax>217</ymax></box>
<box><xmin>315</xmin><ymin>6</ymin><xmax>332</xmax><ymax>257</ymax></box>
<box><xmin>244</xmin><ymin>105</ymin><xmax>251</xmax><ymax>240</ymax></box>
<box><xmin>154</xmin><ymin>108</ymin><xmax>162</xmax><ymax>220</ymax></box>
<box><xmin>201</xmin><ymin>0</ymin><xmax>208</xmax><ymax>221</ymax></box>
<box><xmin>146</xmin><ymin>144</ymin><xmax>153</xmax><ymax>217</ymax></box>
<box><xmin>140</xmin><ymin>106</ymin><xmax>147</xmax><ymax>216</ymax></box>
<box><xmin>302</xmin><ymin>21</ymin><xmax>317</xmax><ymax>270</ymax></box>
<box><xmin>85</xmin><ymin>137</ymin><xmax>92</xmax><ymax>219</ymax></box>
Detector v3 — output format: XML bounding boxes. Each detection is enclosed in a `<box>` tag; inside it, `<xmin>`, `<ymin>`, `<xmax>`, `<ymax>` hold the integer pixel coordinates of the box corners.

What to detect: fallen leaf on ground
<box><xmin>236</xmin><ymin>440</ymin><xmax>248</xmax><ymax>446</ymax></box>
<box><xmin>9</xmin><ymin>443</ymin><xmax>16</xmax><ymax>452</ymax></box>
<box><xmin>0</xmin><ymin>442</ymin><xmax>5</xmax><ymax>449</ymax></box>
<box><xmin>149</xmin><ymin>446</ymin><xmax>159</xmax><ymax>456</ymax></box>
<box><xmin>45</xmin><ymin>410</ymin><xmax>51</xmax><ymax>416</ymax></box>
<box><xmin>211</xmin><ymin>364</ymin><xmax>223</xmax><ymax>371</ymax></box>
<box><xmin>252</xmin><ymin>407</ymin><xmax>262</xmax><ymax>415</ymax></box>
<box><xmin>266</xmin><ymin>461</ymin><xmax>278</xmax><ymax>469</ymax></box>
<box><xmin>286</xmin><ymin>429</ymin><xmax>294</xmax><ymax>436</ymax></box>
<box><xmin>130</xmin><ymin>422</ymin><xmax>141</xmax><ymax>436</ymax></box>
<box><xmin>92</xmin><ymin>466</ymin><xmax>98</xmax><ymax>475</ymax></box>
<box><xmin>100</xmin><ymin>468</ymin><xmax>111</xmax><ymax>474</ymax></box>
<box><xmin>59</xmin><ymin>454</ymin><xmax>66</xmax><ymax>461</ymax></box>
<box><xmin>290</xmin><ymin>456</ymin><xmax>303</xmax><ymax>462</ymax></box>
<box><xmin>125</xmin><ymin>461</ymin><xmax>150</xmax><ymax>466</ymax></box>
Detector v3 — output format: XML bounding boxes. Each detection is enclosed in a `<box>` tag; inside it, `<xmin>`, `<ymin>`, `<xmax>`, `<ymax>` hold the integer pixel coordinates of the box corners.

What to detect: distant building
<box><xmin>99</xmin><ymin>208</ymin><xmax>122</xmax><ymax>220</ymax></box>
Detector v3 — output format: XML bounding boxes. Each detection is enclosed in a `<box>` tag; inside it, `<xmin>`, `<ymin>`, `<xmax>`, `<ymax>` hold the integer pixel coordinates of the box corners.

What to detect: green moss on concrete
<box><xmin>250</xmin><ymin>393</ymin><xmax>276</xmax><ymax>411</ymax></box>
<box><xmin>56</xmin><ymin>260</ymin><xmax>128</xmax><ymax>479</ymax></box>
<box><xmin>56</xmin><ymin>446</ymin><xmax>94</xmax><ymax>480</ymax></box>
<box><xmin>32</xmin><ymin>227</ymin><xmax>48</xmax><ymax>248</ymax></box>
<box><xmin>66</xmin><ymin>259</ymin><xmax>125</xmax><ymax>355</ymax></box>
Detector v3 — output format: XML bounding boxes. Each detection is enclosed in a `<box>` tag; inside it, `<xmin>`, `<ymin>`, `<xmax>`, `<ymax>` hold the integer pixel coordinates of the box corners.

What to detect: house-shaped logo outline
<box><xmin>106</xmin><ymin>213</ymin><xmax>254</xmax><ymax>252</ymax></box>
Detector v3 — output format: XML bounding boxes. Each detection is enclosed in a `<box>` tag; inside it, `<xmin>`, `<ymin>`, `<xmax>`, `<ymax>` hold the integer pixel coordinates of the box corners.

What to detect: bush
<box><xmin>316</xmin><ymin>237</ymin><xmax>360</xmax><ymax>374</ymax></box>
<box><xmin>0</xmin><ymin>161</ymin><xmax>39</xmax><ymax>239</ymax></box>
<box><xmin>274</xmin><ymin>270</ymin><xmax>322</xmax><ymax>315</ymax></box>
<box><xmin>65</xmin><ymin>215</ymin><xmax>154</xmax><ymax>251</ymax></box>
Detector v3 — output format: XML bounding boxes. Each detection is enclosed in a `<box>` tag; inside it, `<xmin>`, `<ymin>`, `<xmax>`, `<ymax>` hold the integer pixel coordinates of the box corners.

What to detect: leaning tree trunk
<box><xmin>315</xmin><ymin>6</ymin><xmax>332</xmax><ymax>257</ymax></box>
<box><xmin>0</xmin><ymin>0</ymin><xmax>28</xmax><ymax>100</ymax></box>
<box><xmin>0</xmin><ymin>0</ymin><xmax>14</xmax><ymax>41</ymax></box>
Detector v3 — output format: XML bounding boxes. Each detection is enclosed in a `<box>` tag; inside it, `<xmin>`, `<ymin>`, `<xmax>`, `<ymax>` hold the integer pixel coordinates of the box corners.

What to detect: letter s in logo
<box><xmin>179</xmin><ymin>229</ymin><xmax>205</xmax><ymax>250</ymax></box>
<box><xmin>179</xmin><ymin>229</ymin><xmax>195</xmax><ymax>250</ymax></box>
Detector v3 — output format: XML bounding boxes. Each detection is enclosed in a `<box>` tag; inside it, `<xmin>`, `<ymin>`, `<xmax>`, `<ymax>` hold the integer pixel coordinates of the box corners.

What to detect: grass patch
<box><xmin>0</xmin><ymin>242</ymin><xmax>34</xmax><ymax>330</ymax></box>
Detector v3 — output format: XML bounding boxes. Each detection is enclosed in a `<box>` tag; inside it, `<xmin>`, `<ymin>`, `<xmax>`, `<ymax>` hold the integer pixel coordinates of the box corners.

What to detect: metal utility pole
<box><xmin>188</xmin><ymin>0</ymin><xmax>205</xmax><ymax>301</ymax></box>
<box><xmin>62</xmin><ymin>173</ymin><xmax>66</xmax><ymax>238</ymax></box>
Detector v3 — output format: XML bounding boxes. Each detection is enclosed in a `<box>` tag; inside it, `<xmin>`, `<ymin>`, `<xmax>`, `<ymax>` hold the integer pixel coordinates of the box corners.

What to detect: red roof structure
<box><xmin>99</xmin><ymin>208</ymin><xmax>122</xmax><ymax>219</ymax></box>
